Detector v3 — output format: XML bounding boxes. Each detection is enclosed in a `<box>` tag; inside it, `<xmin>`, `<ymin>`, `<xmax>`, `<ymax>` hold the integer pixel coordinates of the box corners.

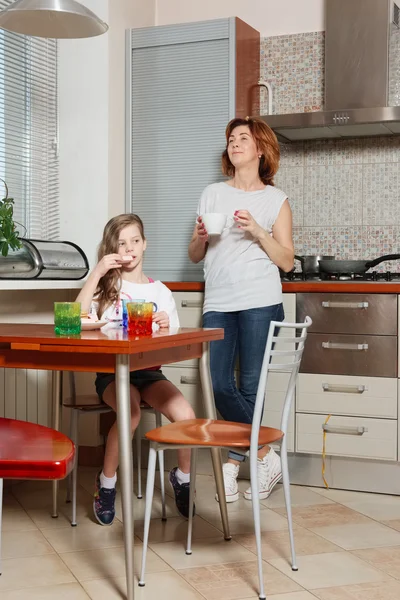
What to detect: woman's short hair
<box><xmin>221</xmin><ymin>116</ymin><xmax>280</xmax><ymax>186</ymax></box>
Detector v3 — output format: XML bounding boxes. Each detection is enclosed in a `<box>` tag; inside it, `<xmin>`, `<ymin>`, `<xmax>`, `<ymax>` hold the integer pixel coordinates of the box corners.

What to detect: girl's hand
<box><xmin>152</xmin><ymin>311</ymin><xmax>170</xmax><ymax>328</ymax></box>
<box><xmin>234</xmin><ymin>210</ymin><xmax>264</xmax><ymax>240</ymax></box>
<box><xmin>196</xmin><ymin>216</ymin><xmax>209</xmax><ymax>244</ymax></box>
<box><xmin>94</xmin><ymin>254</ymin><xmax>124</xmax><ymax>278</ymax></box>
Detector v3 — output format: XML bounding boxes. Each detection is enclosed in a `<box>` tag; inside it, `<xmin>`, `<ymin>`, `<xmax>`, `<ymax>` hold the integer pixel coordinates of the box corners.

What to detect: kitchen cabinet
<box><xmin>126</xmin><ymin>18</ymin><xmax>260</xmax><ymax>282</ymax></box>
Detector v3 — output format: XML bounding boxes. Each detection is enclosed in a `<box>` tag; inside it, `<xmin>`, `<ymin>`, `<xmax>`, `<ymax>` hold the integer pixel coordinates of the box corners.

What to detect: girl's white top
<box><xmin>92</xmin><ymin>279</ymin><xmax>180</xmax><ymax>329</ymax></box>
<box><xmin>197</xmin><ymin>182</ymin><xmax>288</xmax><ymax>314</ymax></box>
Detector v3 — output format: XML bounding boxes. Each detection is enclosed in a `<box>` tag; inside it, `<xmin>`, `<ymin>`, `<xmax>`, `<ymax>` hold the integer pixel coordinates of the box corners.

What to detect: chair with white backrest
<box><xmin>139</xmin><ymin>316</ymin><xmax>312</xmax><ymax>600</ymax></box>
<box><xmin>63</xmin><ymin>372</ymin><xmax>166</xmax><ymax>526</ymax></box>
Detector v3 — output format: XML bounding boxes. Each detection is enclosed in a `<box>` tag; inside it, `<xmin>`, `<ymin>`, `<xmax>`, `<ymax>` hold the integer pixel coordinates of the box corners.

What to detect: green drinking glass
<box><xmin>54</xmin><ymin>302</ymin><xmax>81</xmax><ymax>335</ymax></box>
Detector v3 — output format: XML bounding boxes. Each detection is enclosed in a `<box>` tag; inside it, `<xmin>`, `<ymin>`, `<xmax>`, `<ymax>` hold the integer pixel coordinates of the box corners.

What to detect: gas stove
<box><xmin>282</xmin><ymin>271</ymin><xmax>400</xmax><ymax>282</ymax></box>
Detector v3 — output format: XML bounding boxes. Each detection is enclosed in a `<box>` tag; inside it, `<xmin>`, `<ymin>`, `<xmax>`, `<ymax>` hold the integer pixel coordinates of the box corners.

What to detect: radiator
<box><xmin>0</xmin><ymin>368</ymin><xmax>52</xmax><ymax>426</ymax></box>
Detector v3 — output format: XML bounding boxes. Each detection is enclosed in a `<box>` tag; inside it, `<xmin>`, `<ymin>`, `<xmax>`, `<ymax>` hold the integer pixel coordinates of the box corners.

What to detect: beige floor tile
<box><xmin>178</xmin><ymin>560</ymin><xmax>301</xmax><ymax>600</ymax></box>
<box><xmin>2</xmin><ymin>509</ymin><xmax>37</xmax><ymax>532</ymax></box>
<box><xmin>41</xmin><ymin>521</ymin><xmax>125</xmax><ymax>553</ymax></box>
<box><xmin>311</xmin><ymin>522</ymin><xmax>400</xmax><ymax>550</ymax></box>
<box><xmin>150</xmin><ymin>537</ymin><xmax>257</xmax><ymax>570</ymax></box>
<box><xmin>309</xmin><ymin>488</ymin><xmax>389</xmax><ymax>504</ymax></box>
<box><xmin>115</xmin><ymin>490</ymin><xmax>180</xmax><ymax>522</ymax></box>
<box><xmin>2</xmin><ymin>529</ymin><xmax>55</xmax><ymax>559</ymax></box>
<box><xmin>343</xmin><ymin>498</ymin><xmax>400</xmax><ymax>522</ymax></box>
<box><xmin>269</xmin><ymin>552</ymin><xmax>390</xmax><ymax>590</ymax></box>
<box><xmin>0</xmin><ymin>555</ymin><xmax>75</xmax><ymax>592</ymax></box>
<box><xmin>265</xmin><ymin>593</ymin><xmax>318</xmax><ymax>600</ymax></box>
<box><xmin>353</xmin><ymin>546</ymin><xmax>400</xmax><ymax>579</ymax></box>
<box><xmin>135</xmin><ymin>515</ymin><xmax>222</xmax><ymax>543</ymax></box>
<box><xmin>201</xmin><ymin>505</ymin><xmax>293</xmax><ymax>535</ymax></box>
<box><xmin>259</xmin><ymin>484</ymin><xmax>334</xmax><ymax>508</ymax></box>
<box><xmin>0</xmin><ymin>583</ymin><xmax>91</xmax><ymax>599</ymax></box>
<box><xmin>2</xmin><ymin>491</ymin><xmax>22</xmax><ymax>512</ymax></box>
<box><xmin>312</xmin><ymin>580</ymin><xmax>400</xmax><ymax>600</ymax></box>
<box><xmin>383</xmin><ymin>519</ymin><xmax>400</xmax><ymax>532</ymax></box>
<box><xmin>82</xmin><ymin>571</ymin><xmax>205</xmax><ymax>600</ymax></box>
<box><xmin>235</xmin><ymin>527</ymin><xmax>342</xmax><ymax>560</ymax></box>
<box><xmin>274</xmin><ymin>504</ymin><xmax>370</xmax><ymax>529</ymax></box>
<box><xmin>60</xmin><ymin>545</ymin><xmax>171</xmax><ymax>581</ymax></box>
<box><xmin>27</xmin><ymin>507</ymin><xmax>76</xmax><ymax>530</ymax></box>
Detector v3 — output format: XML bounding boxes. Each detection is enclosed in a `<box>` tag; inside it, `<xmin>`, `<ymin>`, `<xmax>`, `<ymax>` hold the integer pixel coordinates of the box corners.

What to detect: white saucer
<box><xmin>81</xmin><ymin>320</ymin><xmax>107</xmax><ymax>331</ymax></box>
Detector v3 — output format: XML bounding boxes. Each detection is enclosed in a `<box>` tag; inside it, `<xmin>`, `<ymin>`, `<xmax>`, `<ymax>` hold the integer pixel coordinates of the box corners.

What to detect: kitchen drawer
<box><xmin>296</xmin><ymin>413</ymin><xmax>397</xmax><ymax>461</ymax></box>
<box><xmin>297</xmin><ymin>374</ymin><xmax>398</xmax><ymax>419</ymax></box>
<box><xmin>173</xmin><ymin>291</ymin><xmax>203</xmax><ymax>328</ymax></box>
<box><xmin>263</xmin><ymin>373</ymin><xmax>294</xmax><ymax>452</ymax></box>
<box><xmin>300</xmin><ymin>333</ymin><xmax>397</xmax><ymax>378</ymax></box>
<box><xmin>297</xmin><ymin>293</ymin><xmax>397</xmax><ymax>335</ymax></box>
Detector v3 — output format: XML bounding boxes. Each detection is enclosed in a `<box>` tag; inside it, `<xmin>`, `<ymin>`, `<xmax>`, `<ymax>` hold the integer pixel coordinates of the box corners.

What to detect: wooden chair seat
<box><xmin>0</xmin><ymin>417</ymin><xmax>75</xmax><ymax>480</ymax></box>
<box><xmin>145</xmin><ymin>418</ymin><xmax>284</xmax><ymax>447</ymax></box>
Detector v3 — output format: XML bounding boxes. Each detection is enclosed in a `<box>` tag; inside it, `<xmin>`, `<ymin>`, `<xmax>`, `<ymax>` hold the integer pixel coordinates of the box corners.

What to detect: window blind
<box><xmin>128</xmin><ymin>20</ymin><xmax>234</xmax><ymax>281</ymax></box>
<box><xmin>0</xmin><ymin>0</ymin><xmax>58</xmax><ymax>240</ymax></box>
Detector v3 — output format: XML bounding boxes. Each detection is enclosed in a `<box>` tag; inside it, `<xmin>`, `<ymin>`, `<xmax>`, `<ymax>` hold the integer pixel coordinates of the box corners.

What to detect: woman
<box><xmin>188</xmin><ymin>116</ymin><xmax>294</xmax><ymax>503</ymax></box>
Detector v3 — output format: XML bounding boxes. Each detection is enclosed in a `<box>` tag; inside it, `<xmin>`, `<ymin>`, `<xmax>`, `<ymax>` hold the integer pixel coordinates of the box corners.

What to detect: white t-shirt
<box><xmin>197</xmin><ymin>182</ymin><xmax>288</xmax><ymax>313</ymax></box>
<box><xmin>92</xmin><ymin>279</ymin><xmax>180</xmax><ymax>328</ymax></box>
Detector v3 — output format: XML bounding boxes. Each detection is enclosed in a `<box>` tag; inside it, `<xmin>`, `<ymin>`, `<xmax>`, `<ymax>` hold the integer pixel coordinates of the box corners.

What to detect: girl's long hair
<box><xmin>95</xmin><ymin>213</ymin><xmax>145</xmax><ymax>318</ymax></box>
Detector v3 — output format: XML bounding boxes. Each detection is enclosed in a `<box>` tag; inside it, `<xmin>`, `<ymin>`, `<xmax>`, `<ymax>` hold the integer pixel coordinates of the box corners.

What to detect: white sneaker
<box><xmin>244</xmin><ymin>448</ymin><xmax>282</xmax><ymax>501</ymax></box>
<box><xmin>215</xmin><ymin>462</ymin><xmax>240</xmax><ymax>503</ymax></box>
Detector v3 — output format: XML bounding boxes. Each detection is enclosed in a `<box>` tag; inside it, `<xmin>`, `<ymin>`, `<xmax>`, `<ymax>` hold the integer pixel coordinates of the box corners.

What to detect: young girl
<box><xmin>76</xmin><ymin>213</ymin><xmax>196</xmax><ymax>525</ymax></box>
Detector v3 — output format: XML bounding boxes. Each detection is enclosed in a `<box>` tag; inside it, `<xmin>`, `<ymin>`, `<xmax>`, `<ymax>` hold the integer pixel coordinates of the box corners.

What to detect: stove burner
<box><xmin>281</xmin><ymin>270</ymin><xmax>400</xmax><ymax>282</ymax></box>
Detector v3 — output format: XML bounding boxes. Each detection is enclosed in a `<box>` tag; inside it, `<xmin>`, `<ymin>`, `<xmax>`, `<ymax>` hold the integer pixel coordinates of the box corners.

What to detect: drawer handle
<box><xmin>321</xmin><ymin>301</ymin><xmax>369</xmax><ymax>309</ymax></box>
<box><xmin>181</xmin><ymin>300</ymin><xmax>203</xmax><ymax>308</ymax></box>
<box><xmin>322</xmin><ymin>342</ymin><xmax>368</xmax><ymax>351</ymax></box>
<box><xmin>322</xmin><ymin>383</ymin><xmax>366</xmax><ymax>394</ymax></box>
<box><xmin>180</xmin><ymin>376</ymin><xmax>199</xmax><ymax>385</ymax></box>
<box><xmin>322</xmin><ymin>424</ymin><xmax>368</xmax><ymax>436</ymax></box>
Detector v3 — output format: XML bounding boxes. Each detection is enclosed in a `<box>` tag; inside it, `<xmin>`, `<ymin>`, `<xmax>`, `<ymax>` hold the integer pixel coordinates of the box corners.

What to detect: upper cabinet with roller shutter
<box><xmin>125</xmin><ymin>18</ymin><xmax>260</xmax><ymax>282</ymax></box>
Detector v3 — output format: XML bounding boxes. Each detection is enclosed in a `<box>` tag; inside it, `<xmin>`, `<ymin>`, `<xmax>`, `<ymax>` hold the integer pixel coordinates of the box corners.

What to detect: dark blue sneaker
<box><xmin>169</xmin><ymin>467</ymin><xmax>195</xmax><ymax>519</ymax></box>
<box><xmin>93</xmin><ymin>471</ymin><xmax>116</xmax><ymax>526</ymax></box>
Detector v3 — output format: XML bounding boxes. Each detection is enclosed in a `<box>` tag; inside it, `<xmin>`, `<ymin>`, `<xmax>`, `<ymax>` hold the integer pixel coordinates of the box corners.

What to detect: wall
<box><xmin>262</xmin><ymin>32</ymin><xmax>400</xmax><ymax>271</ymax></box>
<box><xmin>156</xmin><ymin>0</ymin><xmax>325</xmax><ymax>37</ymax></box>
<box><xmin>59</xmin><ymin>0</ymin><xmax>156</xmax><ymax>268</ymax></box>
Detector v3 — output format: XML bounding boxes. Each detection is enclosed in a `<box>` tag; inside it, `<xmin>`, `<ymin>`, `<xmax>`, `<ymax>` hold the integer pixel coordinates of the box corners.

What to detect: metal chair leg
<box><xmin>138</xmin><ymin>444</ymin><xmax>157</xmax><ymax>587</ymax></box>
<box><xmin>281</xmin><ymin>439</ymin><xmax>298</xmax><ymax>571</ymax></box>
<box><xmin>186</xmin><ymin>448</ymin><xmax>197</xmax><ymax>555</ymax></box>
<box><xmin>136</xmin><ymin>420</ymin><xmax>142</xmax><ymax>499</ymax></box>
<box><xmin>70</xmin><ymin>408</ymin><xmax>79</xmax><ymax>527</ymax></box>
<box><xmin>155</xmin><ymin>412</ymin><xmax>166</xmax><ymax>521</ymax></box>
<box><xmin>250</xmin><ymin>447</ymin><xmax>266</xmax><ymax>600</ymax></box>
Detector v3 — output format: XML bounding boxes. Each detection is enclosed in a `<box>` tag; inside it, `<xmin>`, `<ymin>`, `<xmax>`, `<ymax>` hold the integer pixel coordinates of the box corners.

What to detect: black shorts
<box><xmin>95</xmin><ymin>369</ymin><xmax>167</xmax><ymax>401</ymax></box>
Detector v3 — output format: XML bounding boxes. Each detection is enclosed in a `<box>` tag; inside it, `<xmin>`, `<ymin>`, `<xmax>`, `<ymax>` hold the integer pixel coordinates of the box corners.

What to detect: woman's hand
<box><xmin>94</xmin><ymin>254</ymin><xmax>124</xmax><ymax>278</ymax></box>
<box><xmin>196</xmin><ymin>216</ymin><xmax>209</xmax><ymax>244</ymax></box>
<box><xmin>234</xmin><ymin>210</ymin><xmax>264</xmax><ymax>240</ymax></box>
<box><xmin>153</xmin><ymin>311</ymin><xmax>170</xmax><ymax>328</ymax></box>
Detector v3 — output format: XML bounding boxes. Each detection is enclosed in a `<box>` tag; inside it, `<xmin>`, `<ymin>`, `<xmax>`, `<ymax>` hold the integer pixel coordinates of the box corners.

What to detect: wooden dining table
<box><xmin>0</xmin><ymin>323</ymin><xmax>230</xmax><ymax>600</ymax></box>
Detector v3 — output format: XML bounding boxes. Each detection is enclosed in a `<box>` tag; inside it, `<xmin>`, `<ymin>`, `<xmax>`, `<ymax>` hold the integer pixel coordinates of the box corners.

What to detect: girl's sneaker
<box><xmin>169</xmin><ymin>467</ymin><xmax>195</xmax><ymax>518</ymax></box>
<box><xmin>93</xmin><ymin>471</ymin><xmax>116</xmax><ymax>526</ymax></box>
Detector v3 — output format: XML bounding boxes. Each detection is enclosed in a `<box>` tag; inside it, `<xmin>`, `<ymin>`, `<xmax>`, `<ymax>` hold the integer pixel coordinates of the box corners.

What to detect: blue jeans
<box><xmin>203</xmin><ymin>304</ymin><xmax>285</xmax><ymax>461</ymax></box>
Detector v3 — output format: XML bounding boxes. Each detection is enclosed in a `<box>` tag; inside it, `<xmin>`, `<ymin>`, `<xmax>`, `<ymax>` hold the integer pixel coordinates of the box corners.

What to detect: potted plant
<box><xmin>0</xmin><ymin>178</ymin><xmax>23</xmax><ymax>257</ymax></box>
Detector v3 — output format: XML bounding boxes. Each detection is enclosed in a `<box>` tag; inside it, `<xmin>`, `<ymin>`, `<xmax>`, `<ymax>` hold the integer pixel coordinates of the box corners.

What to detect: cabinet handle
<box><xmin>322</xmin><ymin>342</ymin><xmax>368</xmax><ymax>351</ymax></box>
<box><xmin>180</xmin><ymin>375</ymin><xmax>199</xmax><ymax>385</ymax></box>
<box><xmin>181</xmin><ymin>300</ymin><xmax>203</xmax><ymax>308</ymax></box>
<box><xmin>322</xmin><ymin>383</ymin><xmax>366</xmax><ymax>394</ymax></box>
<box><xmin>322</xmin><ymin>301</ymin><xmax>369</xmax><ymax>309</ymax></box>
<box><xmin>322</xmin><ymin>424</ymin><xmax>368</xmax><ymax>436</ymax></box>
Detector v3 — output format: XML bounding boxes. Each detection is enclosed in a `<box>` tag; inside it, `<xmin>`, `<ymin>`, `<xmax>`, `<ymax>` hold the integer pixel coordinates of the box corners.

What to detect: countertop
<box><xmin>163</xmin><ymin>281</ymin><xmax>400</xmax><ymax>294</ymax></box>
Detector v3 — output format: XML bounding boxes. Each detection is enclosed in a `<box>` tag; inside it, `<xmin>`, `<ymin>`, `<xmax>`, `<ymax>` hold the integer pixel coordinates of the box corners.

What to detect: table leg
<box><xmin>52</xmin><ymin>371</ymin><xmax>62</xmax><ymax>518</ymax></box>
<box><xmin>115</xmin><ymin>354</ymin><xmax>135</xmax><ymax>600</ymax></box>
<box><xmin>199</xmin><ymin>342</ymin><xmax>231</xmax><ymax>540</ymax></box>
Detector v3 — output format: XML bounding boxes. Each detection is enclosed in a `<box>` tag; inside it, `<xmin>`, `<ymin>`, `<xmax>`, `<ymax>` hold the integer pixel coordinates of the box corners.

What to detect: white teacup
<box><xmin>201</xmin><ymin>213</ymin><xmax>234</xmax><ymax>235</ymax></box>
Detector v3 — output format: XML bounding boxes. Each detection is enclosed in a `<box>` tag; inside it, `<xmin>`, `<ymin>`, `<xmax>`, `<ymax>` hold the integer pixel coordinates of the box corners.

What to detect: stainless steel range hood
<box><xmin>262</xmin><ymin>0</ymin><xmax>400</xmax><ymax>142</ymax></box>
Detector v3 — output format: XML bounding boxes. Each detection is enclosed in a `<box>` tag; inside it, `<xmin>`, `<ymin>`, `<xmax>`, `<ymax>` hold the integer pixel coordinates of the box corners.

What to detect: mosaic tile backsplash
<box><xmin>261</xmin><ymin>31</ymin><xmax>400</xmax><ymax>272</ymax></box>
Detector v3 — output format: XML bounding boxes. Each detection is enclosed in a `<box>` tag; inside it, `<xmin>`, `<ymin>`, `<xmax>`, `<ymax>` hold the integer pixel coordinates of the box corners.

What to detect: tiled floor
<box><xmin>2</xmin><ymin>467</ymin><xmax>400</xmax><ymax>599</ymax></box>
